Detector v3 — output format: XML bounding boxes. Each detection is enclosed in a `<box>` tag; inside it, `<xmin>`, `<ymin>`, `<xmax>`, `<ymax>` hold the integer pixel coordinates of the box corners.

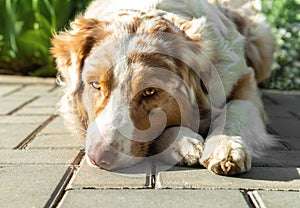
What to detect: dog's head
<box><xmin>52</xmin><ymin>12</ymin><xmax>215</xmax><ymax>170</ymax></box>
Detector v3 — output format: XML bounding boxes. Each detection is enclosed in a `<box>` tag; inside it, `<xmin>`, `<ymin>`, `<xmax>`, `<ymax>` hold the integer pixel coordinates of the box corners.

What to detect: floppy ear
<box><xmin>51</xmin><ymin>17</ymin><xmax>105</xmax><ymax>93</ymax></box>
<box><xmin>51</xmin><ymin>17</ymin><xmax>106</xmax><ymax>138</ymax></box>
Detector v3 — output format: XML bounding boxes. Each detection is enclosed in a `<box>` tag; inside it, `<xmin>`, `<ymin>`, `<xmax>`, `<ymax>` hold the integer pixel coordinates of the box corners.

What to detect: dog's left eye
<box><xmin>90</xmin><ymin>82</ymin><xmax>101</xmax><ymax>90</ymax></box>
<box><xmin>142</xmin><ymin>88</ymin><xmax>156</xmax><ymax>97</ymax></box>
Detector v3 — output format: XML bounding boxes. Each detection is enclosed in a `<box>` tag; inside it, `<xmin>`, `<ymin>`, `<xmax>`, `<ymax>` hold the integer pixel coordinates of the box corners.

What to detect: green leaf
<box><xmin>18</xmin><ymin>29</ymin><xmax>51</xmax><ymax>62</ymax></box>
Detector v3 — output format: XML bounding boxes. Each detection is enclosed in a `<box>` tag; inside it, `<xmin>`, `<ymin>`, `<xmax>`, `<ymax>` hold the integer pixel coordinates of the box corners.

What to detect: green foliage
<box><xmin>261</xmin><ymin>0</ymin><xmax>300</xmax><ymax>90</ymax></box>
<box><xmin>0</xmin><ymin>0</ymin><xmax>92</xmax><ymax>76</ymax></box>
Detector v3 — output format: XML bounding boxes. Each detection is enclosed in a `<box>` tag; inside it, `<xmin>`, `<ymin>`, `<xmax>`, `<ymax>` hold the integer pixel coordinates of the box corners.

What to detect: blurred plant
<box><xmin>261</xmin><ymin>0</ymin><xmax>300</xmax><ymax>90</ymax></box>
<box><xmin>0</xmin><ymin>0</ymin><xmax>91</xmax><ymax>76</ymax></box>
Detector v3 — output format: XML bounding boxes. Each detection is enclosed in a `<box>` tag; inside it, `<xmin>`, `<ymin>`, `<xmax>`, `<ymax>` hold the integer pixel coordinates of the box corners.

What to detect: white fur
<box><xmin>210</xmin><ymin>100</ymin><xmax>275</xmax><ymax>157</ymax></box>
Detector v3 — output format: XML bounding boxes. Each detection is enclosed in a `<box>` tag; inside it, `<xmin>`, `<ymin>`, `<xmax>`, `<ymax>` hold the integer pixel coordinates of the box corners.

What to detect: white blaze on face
<box><xmin>85</xmin><ymin>88</ymin><xmax>131</xmax><ymax>156</ymax></box>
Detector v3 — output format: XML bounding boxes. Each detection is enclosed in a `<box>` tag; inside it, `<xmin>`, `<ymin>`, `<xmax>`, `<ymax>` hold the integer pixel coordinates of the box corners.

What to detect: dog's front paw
<box><xmin>175</xmin><ymin>136</ymin><xmax>204</xmax><ymax>166</ymax></box>
<box><xmin>200</xmin><ymin>135</ymin><xmax>251</xmax><ymax>175</ymax></box>
<box><xmin>154</xmin><ymin>127</ymin><xmax>204</xmax><ymax>166</ymax></box>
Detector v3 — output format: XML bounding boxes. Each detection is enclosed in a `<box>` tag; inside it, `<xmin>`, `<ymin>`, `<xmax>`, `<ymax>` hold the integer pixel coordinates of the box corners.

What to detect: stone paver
<box><xmin>268</xmin><ymin>116</ymin><xmax>300</xmax><ymax>138</ymax></box>
<box><xmin>0</xmin><ymin>115</ymin><xmax>49</xmax><ymax>124</ymax></box>
<box><xmin>263</xmin><ymin>91</ymin><xmax>300</xmax><ymax>113</ymax></box>
<box><xmin>11</xmin><ymin>85</ymin><xmax>54</xmax><ymax>96</ymax></box>
<box><xmin>27</xmin><ymin>95</ymin><xmax>60</xmax><ymax>107</ymax></box>
<box><xmin>0</xmin><ymin>165</ymin><xmax>69</xmax><ymax>208</ymax></box>
<box><xmin>0</xmin><ymin>95</ymin><xmax>37</xmax><ymax>115</ymax></box>
<box><xmin>284</xmin><ymin>137</ymin><xmax>300</xmax><ymax>150</ymax></box>
<box><xmin>69</xmin><ymin>161</ymin><xmax>150</xmax><ymax>189</ymax></box>
<box><xmin>253</xmin><ymin>150</ymin><xmax>300</xmax><ymax>167</ymax></box>
<box><xmin>0</xmin><ymin>75</ymin><xmax>55</xmax><ymax>85</ymax></box>
<box><xmin>254</xmin><ymin>191</ymin><xmax>300</xmax><ymax>208</ymax></box>
<box><xmin>0</xmin><ymin>85</ymin><xmax>22</xmax><ymax>96</ymax></box>
<box><xmin>0</xmin><ymin>123</ymin><xmax>44</xmax><ymax>148</ymax></box>
<box><xmin>156</xmin><ymin>168</ymin><xmax>300</xmax><ymax>191</ymax></box>
<box><xmin>39</xmin><ymin>116</ymin><xmax>70</xmax><ymax>135</ymax></box>
<box><xmin>61</xmin><ymin>189</ymin><xmax>249</xmax><ymax>208</ymax></box>
<box><xmin>0</xmin><ymin>76</ymin><xmax>300</xmax><ymax>207</ymax></box>
<box><xmin>29</xmin><ymin>134</ymin><xmax>83</xmax><ymax>149</ymax></box>
<box><xmin>15</xmin><ymin>106</ymin><xmax>57</xmax><ymax>115</ymax></box>
<box><xmin>0</xmin><ymin>149</ymin><xmax>80</xmax><ymax>165</ymax></box>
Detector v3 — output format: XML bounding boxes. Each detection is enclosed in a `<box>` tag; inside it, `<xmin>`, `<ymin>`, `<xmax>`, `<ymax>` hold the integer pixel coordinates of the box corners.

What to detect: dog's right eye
<box><xmin>90</xmin><ymin>82</ymin><xmax>101</xmax><ymax>91</ymax></box>
<box><xmin>142</xmin><ymin>88</ymin><xmax>157</xmax><ymax>97</ymax></box>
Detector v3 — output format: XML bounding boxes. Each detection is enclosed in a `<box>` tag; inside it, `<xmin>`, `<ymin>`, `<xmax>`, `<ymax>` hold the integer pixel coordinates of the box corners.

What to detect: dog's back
<box><xmin>85</xmin><ymin>0</ymin><xmax>274</xmax><ymax>83</ymax></box>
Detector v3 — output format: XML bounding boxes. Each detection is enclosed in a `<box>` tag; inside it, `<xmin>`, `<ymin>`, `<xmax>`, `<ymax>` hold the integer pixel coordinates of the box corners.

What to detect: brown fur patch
<box><xmin>222</xmin><ymin>8</ymin><xmax>274</xmax><ymax>83</ymax></box>
<box><xmin>130</xmin><ymin>141</ymin><xmax>150</xmax><ymax>157</ymax></box>
<box><xmin>91</xmin><ymin>70</ymin><xmax>114</xmax><ymax>117</ymax></box>
<box><xmin>51</xmin><ymin>17</ymin><xmax>111</xmax><ymax>139</ymax></box>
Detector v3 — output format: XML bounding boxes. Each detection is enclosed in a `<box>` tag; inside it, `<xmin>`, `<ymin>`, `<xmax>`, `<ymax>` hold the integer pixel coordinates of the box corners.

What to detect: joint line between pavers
<box><xmin>45</xmin><ymin>150</ymin><xmax>85</xmax><ymax>207</ymax></box>
<box><xmin>48</xmin><ymin>84</ymin><xmax>59</xmax><ymax>93</ymax></box>
<box><xmin>279</xmin><ymin>140</ymin><xmax>293</xmax><ymax>151</ymax></box>
<box><xmin>44</xmin><ymin>166</ymin><xmax>74</xmax><ymax>208</ymax></box>
<box><xmin>248</xmin><ymin>191</ymin><xmax>267</xmax><ymax>208</ymax></box>
<box><xmin>290</xmin><ymin>112</ymin><xmax>300</xmax><ymax>120</ymax></box>
<box><xmin>2</xmin><ymin>84</ymin><xmax>26</xmax><ymax>97</ymax></box>
<box><xmin>240</xmin><ymin>190</ymin><xmax>256</xmax><ymax>208</ymax></box>
<box><xmin>72</xmin><ymin>149</ymin><xmax>85</xmax><ymax>166</ymax></box>
<box><xmin>13</xmin><ymin>115</ymin><xmax>58</xmax><ymax>149</ymax></box>
<box><xmin>262</xmin><ymin>94</ymin><xmax>280</xmax><ymax>105</ymax></box>
<box><xmin>6</xmin><ymin>96</ymin><xmax>39</xmax><ymax>115</ymax></box>
<box><xmin>65</xmin><ymin>150</ymin><xmax>86</xmax><ymax>192</ymax></box>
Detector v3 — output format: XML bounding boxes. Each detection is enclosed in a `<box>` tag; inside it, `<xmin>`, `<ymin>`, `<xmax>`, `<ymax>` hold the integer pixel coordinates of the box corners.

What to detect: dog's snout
<box><xmin>88</xmin><ymin>146</ymin><xmax>117</xmax><ymax>170</ymax></box>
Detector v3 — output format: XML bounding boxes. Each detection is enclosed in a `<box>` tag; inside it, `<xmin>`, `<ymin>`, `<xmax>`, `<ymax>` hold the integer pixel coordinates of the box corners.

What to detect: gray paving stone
<box><xmin>256</xmin><ymin>191</ymin><xmax>300</xmax><ymax>208</ymax></box>
<box><xmin>0</xmin><ymin>115</ymin><xmax>49</xmax><ymax>124</ymax></box>
<box><xmin>0</xmin><ymin>165</ymin><xmax>67</xmax><ymax>207</ymax></box>
<box><xmin>0</xmin><ymin>149</ymin><xmax>80</xmax><ymax>165</ymax></box>
<box><xmin>156</xmin><ymin>167</ymin><xmax>300</xmax><ymax>191</ymax></box>
<box><xmin>285</xmin><ymin>137</ymin><xmax>300</xmax><ymax>150</ymax></box>
<box><xmin>0</xmin><ymin>123</ymin><xmax>40</xmax><ymax>148</ymax></box>
<box><xmin>263</xmin><ymin>92</ymin><xmax>300</xmax><ymax>113</ymax></box>
<box><xmin>0</xmin><ymin>75</ymin><xmax>55</xmax><ymax>85</ymax></box>
<box><xmin>268</xmin><ymin>116</ymin><xmax>300</xmax><ymax>137</ymax></box>
<box><xmin>253</xmin><ymin>150</ymin><xmax>300</xmax><ymax>167</ymax></box>
<box><xmin>262</xmin><ymin>94</ymin><xmax>276</xmax><ymax>106</ymax></box>
<box><xmin>69</xmin><ymin>161</ymin><xmax>149</xmax><ymax>189</ymax></box>
<box><xmin>10</xmin><ymin>85</ymin><xmax>54</xmax><ymax>96</ymax></box>
<box><xmin>14</xmin><ymin>106</ymin><xmax>57</xmax><ymax>115</ymax></box>
<box><xmin>40</xmin><ymin>117</ymin><xmax>70</xmax><ymax>135</ymax></box>
<box><xmin>0</xmin><ymin>95</ymin><xmax>36</xmax><ymax>115</ymax></box>
<box><xmin>27</xmin><ymin>95</ymin><xmax>60</xmax><ymax>107</ymax></box>
<box><xmin>61</xmin><ymin>189</ymin><xmax>249</xmax><ymax>208</ymax></box>
<box><xmin>29</xmin><ymin>134</ymin><xmax>83</xmax><ymax>149</ymax></box>
<box><xmin>0</xmin><ymin>85</ymin><xmax>22</xmax><ymax>96</ymax></box>
<box><xmin>264</xmin><ymin>105</ymin><xmax>292</xmax><ymax>118</ymax></box>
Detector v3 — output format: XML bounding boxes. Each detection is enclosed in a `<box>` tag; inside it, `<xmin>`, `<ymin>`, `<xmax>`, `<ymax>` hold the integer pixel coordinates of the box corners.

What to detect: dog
<box><xmin>51</xmin><ymin>0</ymin><xmax>275</xmax><ymax>175</ymax></box>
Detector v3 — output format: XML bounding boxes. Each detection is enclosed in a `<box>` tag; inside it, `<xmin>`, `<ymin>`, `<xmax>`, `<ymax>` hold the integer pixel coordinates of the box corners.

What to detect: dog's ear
<box><xmin>51</xmin><ymin>17</ymin><xmax>106</xmax><ymax>93</ymax></box>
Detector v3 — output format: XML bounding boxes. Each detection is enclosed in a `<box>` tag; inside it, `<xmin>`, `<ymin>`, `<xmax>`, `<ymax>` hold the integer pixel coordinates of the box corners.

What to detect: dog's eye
<box><xmin>142</xmin><ymin>88</ymin><xmax>156</xmax><ymax>97</ymax></box>
<box><xmin>90</xmin><ymin>82</ymin><xmax>101</xmax><ymax>90</ymax></box>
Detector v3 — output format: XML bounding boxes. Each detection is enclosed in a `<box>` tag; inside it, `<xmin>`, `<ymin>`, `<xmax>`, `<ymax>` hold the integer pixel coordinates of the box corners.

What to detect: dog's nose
<box><xmin>88</xmin><ymin>146</ymin><xmax>117</xmax><ymax>170</ymax></box>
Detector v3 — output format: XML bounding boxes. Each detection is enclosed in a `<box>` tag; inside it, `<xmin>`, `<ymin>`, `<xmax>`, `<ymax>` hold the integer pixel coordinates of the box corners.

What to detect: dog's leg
<box><xmin>200</xmin><ymin>100</ymin><xmax>272</xmax><ymax>175</ymax></box>
<box><xmin>153</xmin><ymin>127</ymin><xmax>204</xmax><ymax>166</ymax></box>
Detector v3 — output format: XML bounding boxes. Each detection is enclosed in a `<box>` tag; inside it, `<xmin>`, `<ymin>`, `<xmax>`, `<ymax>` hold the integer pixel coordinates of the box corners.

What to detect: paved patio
<box><xmin>0</xmin><ymin>75</ymin><xmax>299</xmax><ymax>208</ymax></box>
